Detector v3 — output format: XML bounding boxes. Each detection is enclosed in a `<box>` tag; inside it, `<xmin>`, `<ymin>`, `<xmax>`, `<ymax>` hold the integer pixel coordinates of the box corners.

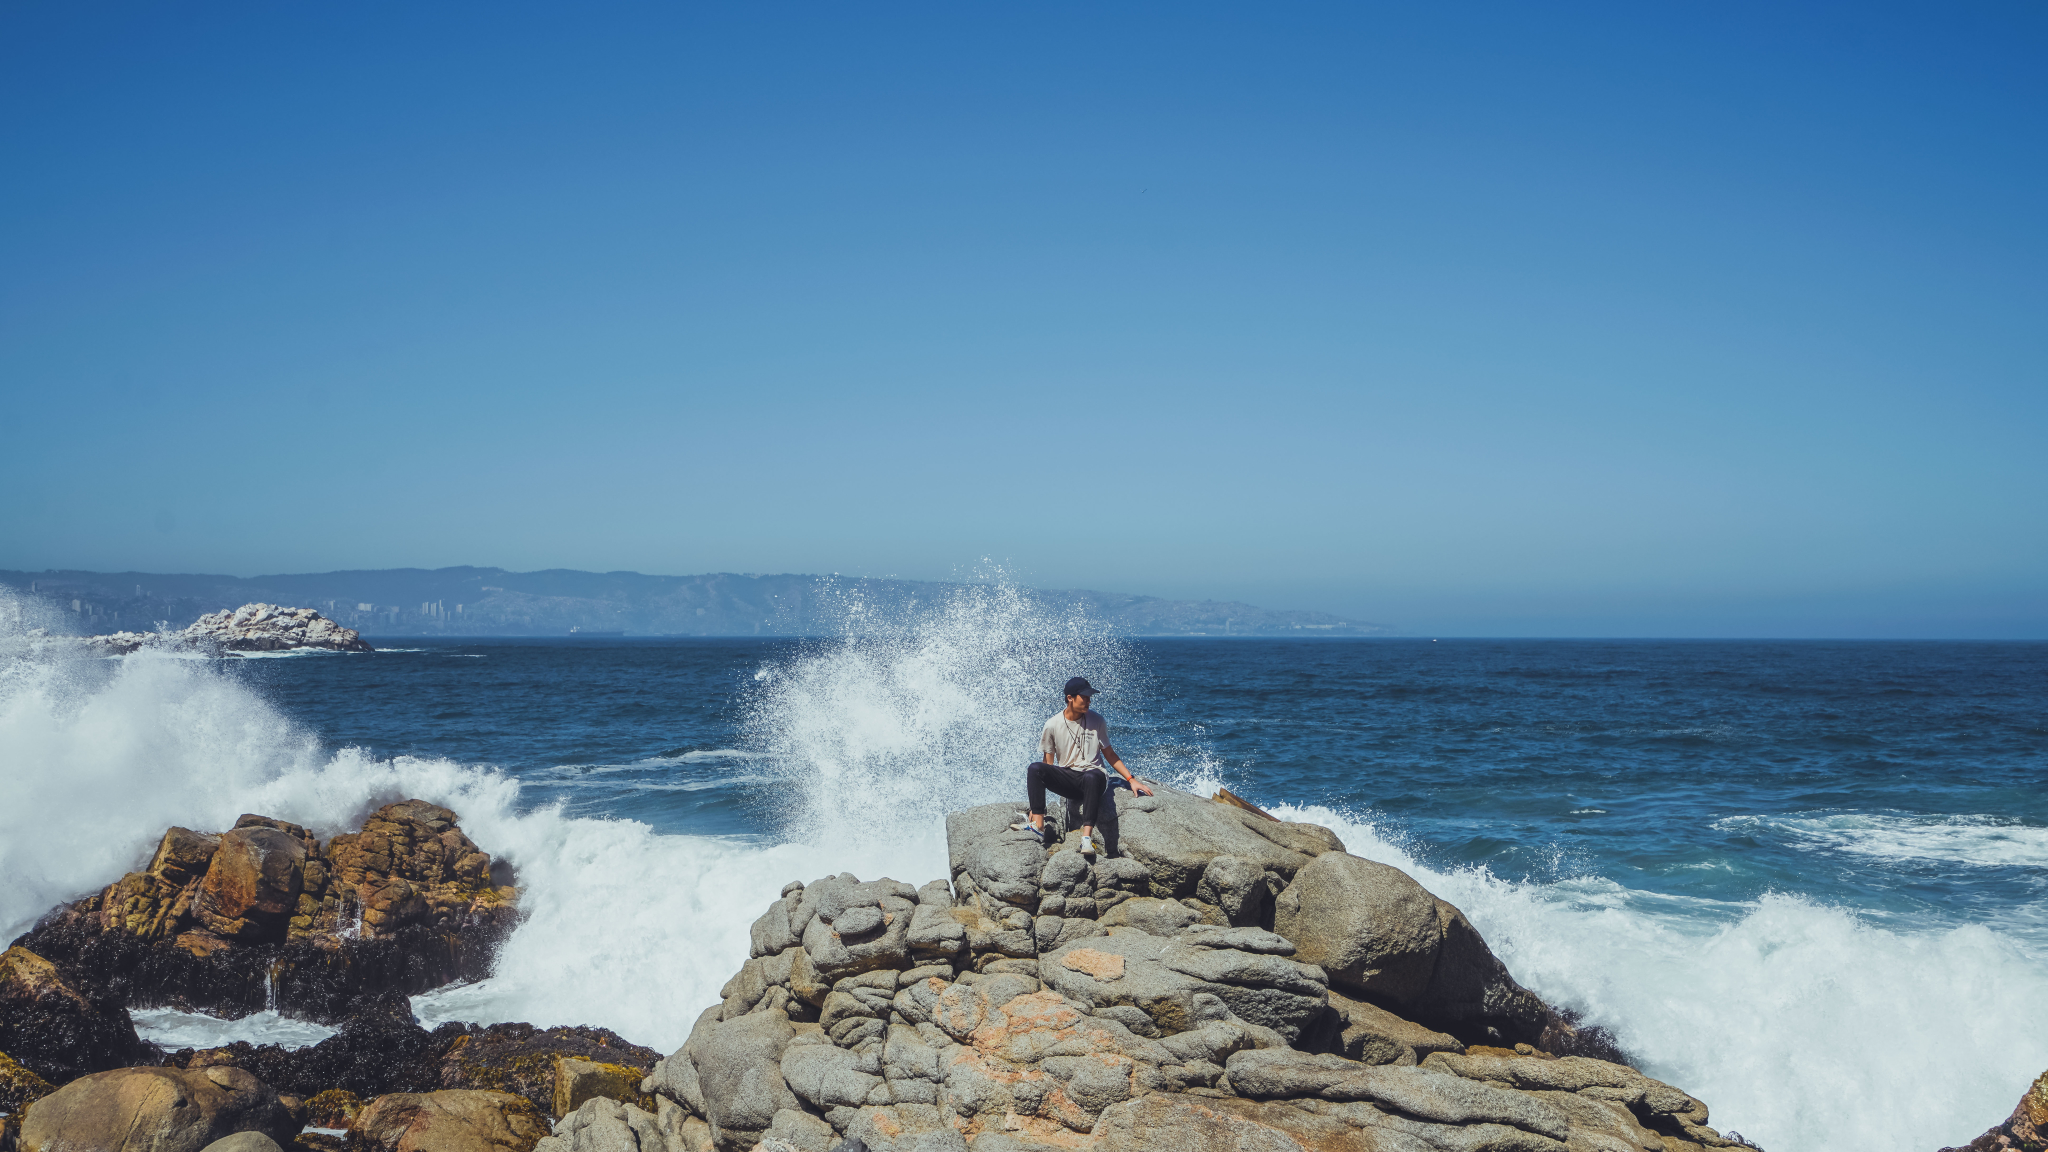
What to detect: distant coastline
<box><xmin>0</xmin><ymin>567</ymin><xmax>1392</xmax><ymax>639</ymax></box>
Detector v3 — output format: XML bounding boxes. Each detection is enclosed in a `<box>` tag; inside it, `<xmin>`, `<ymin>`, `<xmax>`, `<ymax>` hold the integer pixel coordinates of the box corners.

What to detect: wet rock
<box><xmin>0</xmin><ymin>1050</ymin><xmax>55</xmax><ymax>1122</ymax></box>
<box><xmin>0</xmin><ymin>945</ymin><xmax>149</xmax><ymax>1084</ymax></box>
<box><xmin>302</xmin><ymin>1088</ymin><xmax>366</xmax><ymax>1129</ymax></box>
<box><xmin>552</xmin><ymin>1054</ymin><xmax>655</xmax><ymax>1119</ymax></box>
<box><xmin>17</xmin><ymin>1065</ymin><xmax>297</xmax><ymax>1152</ymax></box>
<box><xmin>440</xmin><ymin>1024</ymin><xmax>662</xmax><ymax>1116</ymax></box>
<box><xmin>150</xmin><ymin>828</ymin><xmax>224</xmax><ymax>888</ymax></box>
<box><xmin>1420</xmin><ymin>902</ymin><xmax>1559</xmax><ymax>1047</ymax></box>
<box><xmin>351</xmin><ymin>1089</ymin><xmax>549</xmax><ymax>1152</ymax></box>
<box><xmin>197</xmin><ymin>828</ymin><xmax>307</xmax><ymax>941</ymax></box>
<box><xmin>19</xmin><ymin>801</ymin><xmax>518</xmax><ymax>1026</ymax></box>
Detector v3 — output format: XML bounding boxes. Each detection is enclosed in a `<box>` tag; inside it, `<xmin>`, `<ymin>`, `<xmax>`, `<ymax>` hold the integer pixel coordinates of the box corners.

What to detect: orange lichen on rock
<box><xmin>1058</xmin><ymin>947</ymin><xmax>1125</xmax><ymax>982</ymax></box>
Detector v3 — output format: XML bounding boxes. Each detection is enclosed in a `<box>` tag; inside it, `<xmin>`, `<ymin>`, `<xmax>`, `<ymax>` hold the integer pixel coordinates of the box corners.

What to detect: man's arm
<box><xmin>1097</xmin><ymin>740</ymin><xmax>1153</xmax><ymax>796</ymax></box>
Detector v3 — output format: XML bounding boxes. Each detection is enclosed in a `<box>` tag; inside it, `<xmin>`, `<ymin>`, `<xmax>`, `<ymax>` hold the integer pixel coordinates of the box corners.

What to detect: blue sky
<box><xmin>2</xmin><ymin>2</ymin><xmax>2042</xmax><ymax>636</ymax></box>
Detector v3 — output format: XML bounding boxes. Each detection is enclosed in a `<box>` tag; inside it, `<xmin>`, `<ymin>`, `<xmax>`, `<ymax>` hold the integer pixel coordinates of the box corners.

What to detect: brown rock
<box><xmin>323</xmin><ymin>802</ymin><xmax>500</xmax><ymax>940</ymax></box>
<box><xmin>550</xmin><ymin>1055</ymin><xmax>652</xmax><ymax>1119</ymax></box>
<box><xmin>437</xmin><ymin>1024</ymin><xmax>662</xmax><ymax>1116</ymax></box>
<box><xmin>17</xmin><ymin>1065</ymin><xmax>296</xmax><ymax>1152</ymax></box>
<box><xmin>1945</xmin><ymin>1066</ymin><xmax>2048</xmax><ymax>1152</ymax></box>
<box><xmin>175</xmin><ymin>929</ymin><xmax>236</xmax><ymax>959</ymax></box>
<box><xmin>197</xmin><ymin>827</ymin><xmax>307</xmax><ymax>941</ymax></box>
<box><xmin>150</xmin><ymin>827</ymin><xmax>224</xmax><ymax>887</ymax></box>
<box><xmin>0</xmin><ymin>1050</ymin><xmax>55</xmax><ymax>1117</ymax></box>
<box><xmin>303</xmin><ymin>1088</ymin><xmax>365</xmax><ymax>1129</ymax></box>
<box><xmin>351</xmin><ymin>1090</ymin><xmax>548</xmax><ymax>1152</ymax></box>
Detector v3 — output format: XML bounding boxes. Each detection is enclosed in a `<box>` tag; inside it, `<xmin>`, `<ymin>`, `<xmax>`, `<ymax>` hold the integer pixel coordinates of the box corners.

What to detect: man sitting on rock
<box><xmin>1016</xmin><ymin>676</ymin><xmax>1151</xmax><ymax>857</ymax></box>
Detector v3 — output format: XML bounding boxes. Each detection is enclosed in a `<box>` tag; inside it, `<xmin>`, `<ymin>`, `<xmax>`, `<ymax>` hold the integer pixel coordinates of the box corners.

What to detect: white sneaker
<box><xmin>1078</xmin><ymin>835</ymin><xmax>1096</xmax><ymax>857</ymax></box>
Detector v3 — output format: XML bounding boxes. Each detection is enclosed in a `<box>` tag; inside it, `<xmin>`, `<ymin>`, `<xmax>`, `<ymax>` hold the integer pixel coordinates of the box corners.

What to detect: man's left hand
<box><xmin>1132</xmin><ymin>779</ymin><xmax>1153</xmax><ymax>796</ymax></box>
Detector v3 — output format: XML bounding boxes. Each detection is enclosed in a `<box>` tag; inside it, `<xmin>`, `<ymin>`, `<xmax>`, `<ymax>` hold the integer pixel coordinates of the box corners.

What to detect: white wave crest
<box><xmin>1719</xmin><ymin>812</ymin><xmax>2048</xmax><ymax>868</ymax></box>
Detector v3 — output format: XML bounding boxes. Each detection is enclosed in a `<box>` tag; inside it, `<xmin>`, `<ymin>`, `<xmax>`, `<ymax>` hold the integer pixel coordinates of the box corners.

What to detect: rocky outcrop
<box><xmin>629</xmin><ymin>783</ymin><xmax>1745</xmax><ymax>1152</ymax></box>
<box><xmin>7</xmin><ymin>785</ymin><xmax>1745</xmax><ymax>1152</ymax></box>
<box><xmin>85</xmin><ymin>604</ymin><xmax>372</xmax><ymax>656</ymax></box>
<box><xmin>19</xmin><ymin>801</ymin><xmax>518</xmax><ymax>1024</ymax></box>
<box><xmin>16</xmin><ymin>1064</ymin><xmax>298</xmax><ymax>1152</ymax></box>
<box><xmin>1941</xmin><ymin>1066</ymin><xmax>2048</xmax><ymax>1152</ymax></box>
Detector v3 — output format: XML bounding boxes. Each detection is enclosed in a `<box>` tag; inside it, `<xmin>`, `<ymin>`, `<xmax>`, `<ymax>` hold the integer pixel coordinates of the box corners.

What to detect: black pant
<box><xmin>1028</xmin><ymin>761</ymin><xmax>1106</xmax><ymax>827</ymax></box>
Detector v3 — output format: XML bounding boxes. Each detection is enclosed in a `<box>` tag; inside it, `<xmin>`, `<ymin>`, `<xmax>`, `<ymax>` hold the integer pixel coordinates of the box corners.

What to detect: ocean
<box><xmin>2</xmin><ymin>583</ymin><xmax>2043</xmax><ymax>1151</ymax></box>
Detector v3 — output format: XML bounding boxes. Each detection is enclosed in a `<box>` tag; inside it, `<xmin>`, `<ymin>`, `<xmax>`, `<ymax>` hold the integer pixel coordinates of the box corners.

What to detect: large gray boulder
<box><xmin>1273</xmin><ymin>849</ymin><xmax>1562</xmax><ymax>1048</ymax></box>
<box><xmin>1272</xmin><ymin>851</ymin><xmax>1443</xmax><ymax>1002</ymax></box>
<box><xmin>646</xmin><ymin>1007</ymin><xmax>802</xmax><ymax>1148</ymax></box>
<box><xmin>1110</xmin><ymin>784</ymin><xmax>1344</xmax><ymax>900</ymax></box>
<box><xmin>945</xmin><ymin>807</ymin><xmax>1051</xmax><ymax>910</ymax></box>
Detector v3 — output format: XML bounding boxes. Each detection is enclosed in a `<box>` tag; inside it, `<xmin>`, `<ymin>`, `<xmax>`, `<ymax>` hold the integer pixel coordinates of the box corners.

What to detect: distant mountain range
<box><xmin>1</xmin><ymin>567</ymin><xmax>1391</xmax><ymax>638</ymax></box>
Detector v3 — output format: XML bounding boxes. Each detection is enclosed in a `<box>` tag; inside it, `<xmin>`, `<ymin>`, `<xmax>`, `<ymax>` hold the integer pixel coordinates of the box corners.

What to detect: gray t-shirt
<box><xmin>1040</xmin><ymin>709</ymin><xmax>1109</xmax><ymax>770</ymax></box>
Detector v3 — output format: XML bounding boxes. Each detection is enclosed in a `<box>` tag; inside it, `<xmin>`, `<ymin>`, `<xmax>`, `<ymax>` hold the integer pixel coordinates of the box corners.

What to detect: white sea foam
<box><xmin>3</xmin><ymin>585</ymin><xmax>2045</xmax><ymax>1151</ymax></box>
<box><xmin>1719</xmin><ymin>812</ymin><xmax>2048</xmax><ymax>868</ymax></box>
<box><xmin>131</xmin><ymin>1007</ymin><xmax>336</xmax><ymax>1051</ymax></box>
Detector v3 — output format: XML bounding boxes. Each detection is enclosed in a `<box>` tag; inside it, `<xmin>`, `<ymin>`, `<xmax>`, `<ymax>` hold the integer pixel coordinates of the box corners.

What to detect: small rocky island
<box><xmin>9</xmin><ymin>782</ymin><xmax>2028</xmax><ymax>1151</ymax></box>
<box><xmin>83</xmin><ymin>603</ymin><xmax>372</xmax><ymax>655</ymax></box>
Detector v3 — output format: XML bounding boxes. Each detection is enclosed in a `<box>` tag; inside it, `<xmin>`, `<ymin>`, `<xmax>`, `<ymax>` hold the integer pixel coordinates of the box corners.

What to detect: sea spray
<box><xmin>740</xmin><ymin>578</ymin><xmax>1142</xmax><ymax>844</ymax></box>
<box><xmin>0</xmin><ymin>590</ymin><xmax>330</xmax><ymax>939</ymax></box>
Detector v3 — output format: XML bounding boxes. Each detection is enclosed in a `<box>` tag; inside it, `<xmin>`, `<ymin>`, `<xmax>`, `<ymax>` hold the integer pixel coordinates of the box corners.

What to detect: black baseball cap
<box><xmin>1063</xmin><ymin>677</ymin><xmax>1098</xmax><ymax>698</ymax></box>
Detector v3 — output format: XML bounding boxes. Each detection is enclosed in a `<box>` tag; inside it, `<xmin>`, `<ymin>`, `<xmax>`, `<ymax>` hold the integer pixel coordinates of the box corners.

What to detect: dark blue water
<box><xmin>241</xmin><ymin>637</ymin><xmax>2048</xmax><ymax>935</ymax></box>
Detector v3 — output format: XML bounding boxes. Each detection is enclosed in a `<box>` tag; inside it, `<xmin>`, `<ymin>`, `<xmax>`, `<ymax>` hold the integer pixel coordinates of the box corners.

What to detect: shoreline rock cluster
<box><xmin>2</xmin><ymin>785</ymin><xmax>1789</xmax><ymax>1152</ymax></box>
<box><xmin>82</xmin><ymin>603</ymin><xmax>372</xmax><ymax>655</ymax></box>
